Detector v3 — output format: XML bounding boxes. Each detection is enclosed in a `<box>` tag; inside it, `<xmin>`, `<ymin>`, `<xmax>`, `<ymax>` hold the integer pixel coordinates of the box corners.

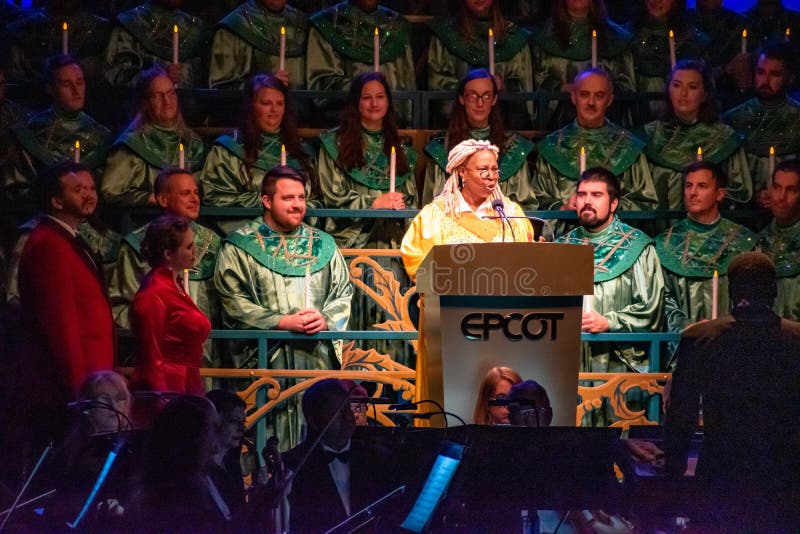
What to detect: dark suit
<box><xmin>664</xmin><ymin>306</ymin><xmax>800</xmax><ymax>525</ymax></box>
<box><xmin>282</xmin><ymin>436</ymin><xmax>397</xmax><ymax>533</ymax></box>
<box><xmin>15</xmin><ymin>217</ymin><xmax>115</xmax><ymax>441</ymax></box>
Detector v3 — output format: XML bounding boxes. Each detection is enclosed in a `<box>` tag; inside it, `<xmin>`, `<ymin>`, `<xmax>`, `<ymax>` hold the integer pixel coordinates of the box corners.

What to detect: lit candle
<box><xmin>73</xmin><ymin>140</ymin><xmax>80</xmax><ymax>163</ymax></box>
<box><xmin>711</xmin><ymin>270</ymin><xmax>718</xmax><ymax>320</ymax></box>
<box><xmin>183</xmin><ymin>268</ymin><xmax>190</xmax><ymax>295</ymax></box>
<box><xmin>582</xmin><ymin>295</ymin><xmax>592</xmax><ymax>314</ymax></box>
<box><xmin>172</xmin><ymin>25</ymin><xmax>179</xmax><ymax>64</ymax></box>
<box><xmin>786</xmin><ymin>28</ymin><xmax>791</xmax><ymax>42</ymax></box>
<box><xmin>279</xmin><ymin>26</ymin><xmax>286</xmax><ymax>71</ymax></box>
<box><xmin>579</xmin><ymin>146</ymin><xmax>586</xmax><ymax>174</ymax></box>
<box><xmin>488</xmin><ymin>28</ymin><xmax>495</xmax><ymax>75</ymax></box>
<box><xmin>62</xmin><ymin>22</ymin><xmax>68</xmax><ymax>54</ymax></box>
<box><xmin>769</xmin><ymin>146</ymin><xmax>776</xmax><ymax>189</ymax></box>
<box><xmin>389</xmin><ymin>146</ymin><xmax>396</xmax><ymax>193</ymax></box>
<box><xmin>591</xmin><ymin>29</ymin><xmax>597</xmax><ymax>68</ymax></box>
<box><xmin>373</xmin><ymin>27</ymin><xmax>380</xmax><ymax>72</ymax></box>
<box><xmin>696</xmin><ymin>146</ymin><xmax>703</xmax><ymax>161</ymax></box>
<box><xmin>280</xmin><ymin>144</ymin><xmax>287</xmax><ymax>166</ymax></box>
<box><xmin>668</xmin><ymin>29</ymin><xmax>676</xmax><ymax>68</ymax></box>
<box><xmin>741</xmin><ymin>29</ymin><xmax>747</xmax><ymax>55</ymax></box>
<box><xmin>179</xmin><ymin>142</ymin><xmax>185</xmax><ymax>169</ymax></box>
<box><xmin>304</xmin><ymin>266</ymin><xmax>312</xmax><ymax>309</ymax></box>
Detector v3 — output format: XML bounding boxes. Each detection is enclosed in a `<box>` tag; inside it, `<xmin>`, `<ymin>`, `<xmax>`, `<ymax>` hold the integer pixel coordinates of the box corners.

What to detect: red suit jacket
<box><xmin>131</xmin><ymin>265</ymin><xmax>210</xmax><ymax>395</ymax></box>
<box><xmin>18</xmin><ymin>217</ymin><xmax>115</xmax><ymax>404</ymax></box>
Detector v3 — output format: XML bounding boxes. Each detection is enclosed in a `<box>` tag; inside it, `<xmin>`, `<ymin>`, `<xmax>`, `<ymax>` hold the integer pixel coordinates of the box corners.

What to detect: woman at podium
<box><xmin>401</xmin><ymin>138</ymin><xmax>535</xmax><ymax>282</ymax></box>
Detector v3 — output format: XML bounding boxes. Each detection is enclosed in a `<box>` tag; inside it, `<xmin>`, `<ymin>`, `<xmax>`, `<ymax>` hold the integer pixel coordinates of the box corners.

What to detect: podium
<box><xmin>416</xmin><ymin>242</ymin><xmax>593</xmax><ymax>426</ymax></box>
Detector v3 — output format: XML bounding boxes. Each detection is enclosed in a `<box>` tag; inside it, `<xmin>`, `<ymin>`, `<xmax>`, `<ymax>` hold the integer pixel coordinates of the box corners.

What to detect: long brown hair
<box><xmin>128</xmin><ymin>66</ymin><xmax>192</xmax><ymax>140</ymax></box>
<box><xmin>239</xmin><ymin>74</ymin><xmax>313</xmax><ymax>192</ymax></box>
<box><xmin>663</xmin><ymin>59</ymin><xmax>718</xmax><ymax>124</ymax></box>
<box><xmin>553</xmin><ymin>0</ymin><xmax>609</xmax><ymax>50</ymax></box>
<box><xmin>456</xmin><ymin>0</ymin><xmax>507</xmax><ymax>41</ymax></box>
<box><xmin>446</xmin><ymin>68</ymin><xmax>506</xmax><ymax>153</ymax></box>
<box><xmin>336</xmin><ymin>71</ymin><xmax>409</xmax><ymax>175</ymax></box>
<box><xmin>473</xmin><ymin>366</ymin><xmax>522</xmax><ymax>425</ymax></box>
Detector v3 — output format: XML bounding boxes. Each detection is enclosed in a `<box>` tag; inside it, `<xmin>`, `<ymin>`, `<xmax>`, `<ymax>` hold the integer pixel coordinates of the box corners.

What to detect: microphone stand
<box><xmin>0</xmin><ymin>444</ymin><xmax>52</xmax><ymax>532</ymax></box>
<box><xmin>323</xmin><ymin>485</ymin><xmax>406</xmax><ymax>534</ymax></box>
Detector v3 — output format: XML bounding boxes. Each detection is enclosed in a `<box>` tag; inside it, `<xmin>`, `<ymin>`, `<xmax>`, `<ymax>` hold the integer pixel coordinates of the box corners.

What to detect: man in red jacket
<box><xmin>13</xmin><ymin>161</ymin><xmax>115</xmax><ymax>469</ymax></box>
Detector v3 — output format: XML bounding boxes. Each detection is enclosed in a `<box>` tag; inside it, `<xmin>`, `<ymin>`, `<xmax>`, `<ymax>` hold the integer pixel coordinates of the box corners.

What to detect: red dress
<box><xmin>131</xmin><ymin>266</ymin><xmax>211</xmax><ymax>395</ymax></box>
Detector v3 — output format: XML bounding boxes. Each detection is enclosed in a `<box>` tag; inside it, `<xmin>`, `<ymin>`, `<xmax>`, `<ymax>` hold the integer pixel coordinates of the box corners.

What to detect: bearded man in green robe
<box><xmin>757</xmin><ymin>160</ymin><xmax>800</xmax><ymax>321</ymax></box>
<box><xmin>655</xmin><ymin>162</ymin><xmax>755</xmax><ymax>363</ymax></box>
<box><xmin>215</xmin><ymin>166</ymin><xmax>352</xmax><ymax>451</ymax></box>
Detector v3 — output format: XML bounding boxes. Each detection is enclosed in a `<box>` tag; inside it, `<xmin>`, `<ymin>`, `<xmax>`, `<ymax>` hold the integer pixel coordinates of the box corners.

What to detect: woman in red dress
<box><xmin>131</xmin><ymin>214</ymin><xmax>211</xmax><ymax>395</ymax></box>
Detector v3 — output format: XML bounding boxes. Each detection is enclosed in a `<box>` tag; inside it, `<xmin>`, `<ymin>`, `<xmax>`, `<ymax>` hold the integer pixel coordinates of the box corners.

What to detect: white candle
<box><xmin>183</xmin><ymin>268</ymin><xmax>190</xmax><ymax>295</ymax></box>
<box><xmin>669</xmin><ymin>29</ymin><xmax>676</xmax><ymax>69</ymax></box>
<box><xmin>373</xmin><ymin>27</ymin><xmax>380</xmax><ymax>72</ymax></box>
<box><xmin>579</xmin><ymin>146</ymin><xmax>586</xmax><ymax>174</ymax></box>
<box><xmin>696</xmin><ymin>146</ymin><xmax>703</xmax><ymax>161</ymax></box>
<box><xmin>304</xmin><ymin>266</ymin><xmax>312</xmax><ymax>309</ymax></box>
<box><xmin>73</xmin><ymin>140</ymin><xmax>80</xmax><ymax>163</ymax></box>
<box><xmin>769</xmin><ymin>146</ymin><xmax>776</xmax><ymax>189</ymax></box>
<box><xmin>62</xmin><ymin>22</ymin><xmax>68</xmax><ymax>54</ymax></box>
<box><xmin>279</xmin><ymin>26</ymin><xmax>286</xmax><ymax>71</ymax></box>
<box><xmin>741</xmin><ymin>29</ymin><xmax>747</xmax><ymax>55</ymax></box>
<box><xmin>280</xmin><ymin>144</ymin><xmax>287</xmax><ymax>166</ymax></box>
<box><xmin>389</xmin><ymin>146</ymin><xmax>396</xmax><ymax>193</ymax></box>
<box><xmin>591</xmin><ymin>29</ymin><xmax>597</xmax><ymax>68</ymax></box>
<box><xmin>179</xmin><ymin>142</ymin><xmax>185</xmax><ymax>169</ymax></box>
<box><xmin>488</xmin><ymin>28</ymin><xmax>495</xmax><ymax>75</ymax></box>
<box><xmin>582</xmin><ymin>295</ymin><xmax>593</xmax><ymax>314</ymax></box>
<box><xmin>172</xmin><ymin>24</ymin><xmax>179</xmax><ymax>64</ymax></box>
<box><xmin>711</xmin><ymin>270</ymin><xmax>718</xmax><ymax>320</ymax></box>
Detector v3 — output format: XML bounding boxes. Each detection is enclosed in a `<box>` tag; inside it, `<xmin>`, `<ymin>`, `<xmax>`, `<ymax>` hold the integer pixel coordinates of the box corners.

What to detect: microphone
<box><xmin>491</xmin><ymin>198</ymin><xmax>517</xmax><ymax>242</ymax></box>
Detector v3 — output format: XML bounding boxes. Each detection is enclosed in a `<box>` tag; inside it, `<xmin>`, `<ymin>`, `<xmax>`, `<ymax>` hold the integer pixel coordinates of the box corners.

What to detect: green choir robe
<box><xmin>624</xmin><ymin>21</ymin><xmax>710</xmax><ymax>120</ymax></box>
<box><xmin>688</xmin><ymin>7</ymin><xmax>745</xmax><ymax>69</ymax></box>
<box><xmin>656</xmin><ymin>217</ymin><xmax>755</xmax><ymax>341</ymax></box>
<box><xmin>639</xmin><ymin>119</ymin><xmax>752</xmax><ymax>209</ymax></box>
<box><xmin>530</xmin><ymin>17</ymin><xmax>634</xmax><ymax>126</ymax></box>
<box><xmin>316</xmin><ymin>128</ymin><xmax>417</xmax><ymax>249</ymax></box>
<box><xmin>758</xmin><ymin>219</ymin><xmax>800</xmax><ymax>321</ymax></box>
<box><xmin>11</xmin><ymin>108</ymin><xmax>112</xmax><ymax>194</ymax></box>
<box><xmin>723</xmin><ymin>97</ymin><xmax>800</xmax><ymax>192</ymax></box>
<box><xmin>208</xmin><ymin>1</ymin><xmax>309</xmax><ymax>89</ymax></box>
<box><xmin>214</xmin><ymin>218</ymin><xmax>352</xmax><ymax>451</ymax></box>
<box><xmin>306</xmin><ymin>2</ymin><xmax>416</xmax><ymax>95</ymax></box>
<box><xmin>1</xmin><ymin>100</ymin><xmax>33</xmax><ymax>209</ymax></box>
<box><xmin>101</xmin><ymin>124</ymin><xmax>204</xmax><ymax>207</ymax></box>
<box><xmin>422</xmin><ymin>126</ymin><xmax>536</xmax><ymax>209</ymax></box>
<box><xmin>557</xmin><ymin>216</ymin><xmax>665</xmax><ymax>374</ymax></box>
<box><xmin>5</xmin><ymin>9</ymin><xmax>111</xmax><ymax>84</ymax></box>
<box><xmin>533</xmin><ymin>120</ymin><xmax>657</xmax><ymax>211</ymax></box>
<box><xmin>104</xmin><ymin>2</ymin><xmax>208</xmax><ymax>87</ymax></box>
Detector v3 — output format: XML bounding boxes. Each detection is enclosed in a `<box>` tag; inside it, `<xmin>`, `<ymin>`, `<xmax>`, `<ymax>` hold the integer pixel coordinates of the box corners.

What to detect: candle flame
<box><xmin>75</xmin><ymin>140</ymin><xmax>80</xmax><ymax>149</ymax></box>
<box><xmin>697</xmin><ymin>146</ymin><xmax>703</xmax><ymax>157</ymax></box>
<box><xmin>713</xmin><ymin>270</ymin><xmax>718</xmax><ymax>278</ymax></box>
<box><xmin>787</xmin><ymin>28</ymin><xmax>791</xmax><ymax>37</ymax></box>
<box><xmin>391</xmin><ymin>145</ymin><xmax>396</xmax><ymax>154</ymax></box>
<box><xmin>374</xmin><ymin>27</ymin><xmax>379</xmax><ymax>35</ymax></box>
<box><xmin>281</xmin><ymin>26</ymin><xmax>285</xmax><ymax>35</ymax></box>
<box><xmin>489</xmin><ymin>28</ymin><xmax>493</xmax><ymax>37</ymax></box>
<box><xmin>179</xmin><ymin>143</ymin><xmax>184</xmax><ymax>151</ymax></box>
<box><xmin>592</xmin><ymin>29</ymin><xmax>597</xmax><ymax>38</ymax></box>
<box><xmin>742</xmin><ymin>29</ymin><xmax>747</xmax><ymax>38</ymax></box>
<box><xmin>669</xmin><ymin>29</ymin><xmax>674</xmax><ymax>38</ymax></box>
<box><xmin>63</xmin><ymin>22</ymin><xmax>67</xmax><ymax>31</ymax></box>
<box><xmin>173</xmin><ymin>24</ymin><xmax>178</xmax><ymax>33</ymax></box>
<box><xmin>281</xmin><ymin>144</ymin><xmax>286</xmax><ymax>152</ymax></box>
<box><xmin>580</xmin><ymin>146</ymin><xmax>585</xmax><ymax>154</ymax></box>
<box><xmin>770</xmin><ymin>146</ymin><xmax>775</xmax><ymax>155</ymax></box>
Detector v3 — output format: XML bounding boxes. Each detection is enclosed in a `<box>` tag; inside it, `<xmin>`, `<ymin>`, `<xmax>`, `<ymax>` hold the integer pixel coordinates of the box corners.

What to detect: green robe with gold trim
<box><xmin>101</xmin><ymin>124</ymin><xmax>204</xmax><ymax>207</ymax></box>
<box><xmin>104</xmin><ymin>2</ymin><xmax>208</xmax><ymax>87</ymax></box>
<box><xmin>534</xmin><ymin>120</ymin><xmax>657</xmax><ymax>211</ymax></box>
<box><xmin>316</xmin><ymin>128</ymin><xmax>417</xmax><ymax>249</ymax></box>
<box><xmin>656</xmin><ymin>217</ymin><xmax>755</xmax><ymax>340</ymax></box>
<box><xmin>758</xmin><ymin>219</ymin><xmax>800</xmax><ymax>321</ymax></box>
<box><xmin>422</xmin><ymin>126</ymin><xmax>536</xmax><ymax>209</ymax></box>
<box><xmin>557</xmin><ymin>216</ymin><xmax>665</xmax><ymax>374</ymax></box>
<box><xmin>208</xmin><ymin>1</ymin><xmax>309</xmax><ymax>89</ymax></box>
<box><xmin>306</xmin><ymin>1</ymin><xmax>416</xmax><ymax>124</ymax></box>
<box><xmin>214</xmin><ymin>218</ymin><xmax>352</xmax><ymax>451</ymax></box>
<box><xmin>723</xmin><ymin>97</ymin><xmax>800</xmax><ymax>192</ymax></box>
<box><xmin>0</xmin><ymin>99</ymin><xmax>32</xmax><ymax>209</ymax></box>
<box><xmin>639</xmin><ymin>119</ymin><xmax>752</xmax><ymax>210</ymax></box>
<box><xmin>530</xmin><ymin>17</ymin><xmax>634</xmax><ymax>126</ymax></box>
<box><xmin>624</xmin><ymin>21</ymin><xmax>710</xmax><ymax>120</ymax></box>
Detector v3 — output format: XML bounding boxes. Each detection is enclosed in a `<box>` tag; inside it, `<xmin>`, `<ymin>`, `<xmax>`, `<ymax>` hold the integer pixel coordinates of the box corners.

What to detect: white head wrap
<box><xmin>437</xmin><ymin>139</ymin><xmax>502</xmax><ymax>217</ymax></box>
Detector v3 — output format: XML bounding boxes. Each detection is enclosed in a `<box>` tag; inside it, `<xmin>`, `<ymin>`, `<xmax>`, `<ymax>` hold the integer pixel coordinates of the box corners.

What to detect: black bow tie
<box><xmin>324</xmin><ymin>450</ymin><xmax>350</xmax><ymax>464</ymax></box>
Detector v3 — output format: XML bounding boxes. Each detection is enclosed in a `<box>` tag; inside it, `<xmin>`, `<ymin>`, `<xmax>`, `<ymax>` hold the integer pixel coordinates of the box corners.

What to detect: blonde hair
<box><xmin>437</xmin><ymin>138</ymin><xmax>502</xmax><ymax>218</ymax></box>
<box><xmin>473</xmin><ymin>366</ymin><xmax>523</xmax><ymax>425</ymax></box>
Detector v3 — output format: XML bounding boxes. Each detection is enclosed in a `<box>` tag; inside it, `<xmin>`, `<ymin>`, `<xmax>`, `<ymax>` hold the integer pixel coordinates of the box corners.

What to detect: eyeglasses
<box><xmin>463</xmin><ymin>92</ymin><xmax>495</xmax><ymax>104</ymax></box>
<box><xmin>466</xmin><ymin>167</ymin><xmax>501</xmax><ymax>180</ymax></box>
<box><xmin>149</xmin><ymin>89</ymin><xmax>177</xmax><ymax>101</ymax></box>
